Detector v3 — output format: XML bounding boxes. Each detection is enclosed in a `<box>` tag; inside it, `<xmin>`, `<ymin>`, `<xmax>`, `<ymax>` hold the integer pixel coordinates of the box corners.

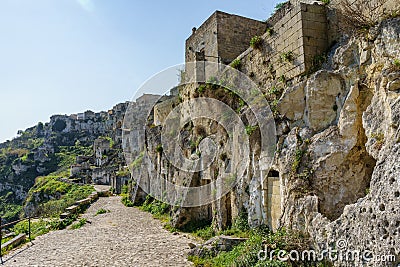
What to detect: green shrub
<box><xmin>193</xmin><ymin>225</ymin><xmax>216</xmax><ymax>240</ymax></box>
<box><xmin>13</xmin><ymin>219</ymin><xmax>51</xmax><ymax>239</ymax></box>
<box><xmin>270</xmin><ymin>99</ymin><xmax>279</xmax><ymax>115</ymax></box>
<box><xmin>246</xmin><ymin>125</ymin><xmax>259</xmax><ymax>136</ymax></box>
<box><xmin>71</xmin><ymin>218</ymin><xmax>86</xmax><ymax>229</ymax></box>
<box><xmin>0</xmin><ymin>203</ymin><xmax>22</xmax><ymax>223</ymax></box>
<box><xmin>278</xmin><ymin>75</ymin><xmax>286</xmax><ymax>84</ymax></box>
<box><xmin>280</xmin><ymin>51</ymin><xmax>294</xmax><ymax>62</ymax></box>
<box><xmin>28</xmin><ymin>176</ymin><xmax>94</xmax><ymax>217</ymax></box>
<box><xmin>51</xmin><ymin>214</ymin><xmax>77</xmax><ymax>230</ymax></box>
<box><xmin>121</xmin><ymin>194</ymin><xmax>134</xmax><ymax>207</ymax></box>
<box><xmin>121</xmin><ymin>184</ymin><xmax>129</xmax><ymax>195</ymax></box>
<box><xmin>268</xmin><ymin>86</ymin><xmax>282</xmax><ymax>96</ymax></box>
<box><xmin>274</xmin><ymin>2</ymin><xmax>287</xmax><ymax>13</ymax></box>
<box><xmin>250</xmin><ymin>36</ymin><xmax>263</xmax><ymax>49</ymax></box>
<box><xmin>189</xmin><ymin>228</ymin><xmax>306</xmax><ymax>267</ymax></box>
<box><xmin>292</xmin><ymin>149</ymin><xmax>305</xmax><ymax>173</ymax></box>
<box><xmin>394</xmin><ymin>58</ymin><xmax>400</xmax><ymax>68</ymax></box>
<box><xmin>95</xmin><ymin>208</ymin><xmax>109</xmax><ymax>216</ymax></box>
<box><xmin>187</xmin><ymin>255</ymin><xmax>209</xmax><ymax>267</ymax></box>
<box><xmin>219</xmin><ymin>211</ymin><xmax>251</xmax><ymax>239</ymax></box>
<box><xmin>155</xmin><ymin>144</ymin><xmax>163</xmax><ymax>153</ymax></box>
<box><xmin>266</xmin><ymin>27</ymin><xmax>274</xmax><ymax>36</ymax></box>
<box><xmin>197</xmin><ymin>84</ymin><xmax>206</xmax><ymax>94</ymax></box>
<box><xmin>140</xmin><ymin>196</ymin><xmax>170</xmax><ymax>219</ymax></box>
<box><xmin>116</xmin><ymin>169</ymin><xmax>130</xmax><ymax>177</ymax></box>
<box><xmin>230</xmin><ymin>59</ymin><xmax>242</xmax><ymax>69</ymax></box>
<box><xmin>210</xmin><ymin>234</ymin><xmax>265</xmax><ymax>267</ymax></box>
<box><xmin>232</xmin><ymin>210</ymin><xmax>250</xmax><ymax>232</ymax></box>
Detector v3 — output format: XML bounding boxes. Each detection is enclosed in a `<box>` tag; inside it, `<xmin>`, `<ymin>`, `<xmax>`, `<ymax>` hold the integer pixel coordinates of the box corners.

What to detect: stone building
<box><xmin>111</xmin><ymin>172</ymin><xmax>131</xmax><ymax>194</ymax></box>
<box><xmin>185</xmin><ymin>11</ymin><xmax>266</xmax><ymax>81</ymax></box>
<box><xmin>171</xmin><ymin>1</ymin><xmax>330</xmax><ymax>231</ymax></box>
<box><xmin>92</xmin><ymin>167</ymin><xmax>116</xmax><ymax>185</ymax></box>
<box><xmin>94</xmin><ymin>137</ymin><xmax>111</xmax><ymax>167</ymax></box>
<box><xmin>185</xmin><ymin>11</ymin><xmax>266</xmax><ymax>65</ymax></box>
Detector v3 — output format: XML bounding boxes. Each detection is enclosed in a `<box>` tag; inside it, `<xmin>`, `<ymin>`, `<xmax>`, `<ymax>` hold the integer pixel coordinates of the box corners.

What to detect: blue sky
<box><xmin>0</xmin><ymin>0</ymin><xmax>280</xmax><ymax>142</ymax></box>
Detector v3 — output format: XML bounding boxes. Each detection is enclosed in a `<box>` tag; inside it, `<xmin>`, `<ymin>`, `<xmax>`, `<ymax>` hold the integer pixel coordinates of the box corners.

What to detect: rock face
<box><xmin>130</xmin><ymin>12</ymin><xmax>400</xmax><ymax>267</ymax></box>
<box><xmin>304</xmin><ymin>71</ymin><xmax>345</xmax><ymax>132</ymax></box>
<box><xmin>277</xmin><ymin>18</ymin><xmax>400</xmax><ymax>266</ymax></box>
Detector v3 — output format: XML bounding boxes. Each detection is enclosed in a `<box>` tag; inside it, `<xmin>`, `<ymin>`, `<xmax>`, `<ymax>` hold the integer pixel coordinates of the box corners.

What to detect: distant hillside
<box><xmin>0</xmin><ymin>103</ymin><xmax>128</xmax><ymax>222</ymax></box>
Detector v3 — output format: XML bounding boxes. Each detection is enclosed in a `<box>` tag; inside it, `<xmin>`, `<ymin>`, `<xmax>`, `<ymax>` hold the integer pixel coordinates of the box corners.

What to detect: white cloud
<box><xmin>76</xmin><ymin>0</ymin><xmax>94</xmax><ymax>12</ymax></box>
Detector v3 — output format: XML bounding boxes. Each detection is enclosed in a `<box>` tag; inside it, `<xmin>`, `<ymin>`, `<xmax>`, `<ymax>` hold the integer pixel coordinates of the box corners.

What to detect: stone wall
<box><xmin>185</xmin><ymin>12</ymin><xmax>218</xmax><ymax>65</ymax></box>
<box><xmin>92</xmin><ymin>167</ymin><xmax>117</xmax><ymax>185</ymax></box>
<box><xmin>153</xmin><ymin>96</ymin><xmax>178</xmax><ymax>126</ymax></box>
<box><xmin>185</xmin><ymin>11</ymin><xmax>266</xmax><ymax>76</ymax></box>
<box><xmin>237</xmin><ymin>2</ymin><xmax>328</xmax><ymax>86</ymax></box>
<box><xmin>216</xmin><ymin>12</ymin><xmax>267</xmax><ymax>64</ymax></box>
<box><xmin>157</xmin><ymin>2</ymin><xmax>330</xmax><ymax>231</ymax></box>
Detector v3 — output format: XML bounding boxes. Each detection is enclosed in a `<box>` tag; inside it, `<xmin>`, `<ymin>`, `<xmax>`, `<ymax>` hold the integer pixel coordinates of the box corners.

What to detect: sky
<box><xmin>0</xmin><ymin>0</ymin><xmax>281</xmax><ymax>143</ymax></box>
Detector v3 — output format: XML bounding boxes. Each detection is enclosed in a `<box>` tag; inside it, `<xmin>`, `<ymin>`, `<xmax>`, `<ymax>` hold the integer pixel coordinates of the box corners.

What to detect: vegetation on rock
<box><xmin>250</xmin><ymin>36</ymin><xmax>263</xmax><ymax>49</ymax></box>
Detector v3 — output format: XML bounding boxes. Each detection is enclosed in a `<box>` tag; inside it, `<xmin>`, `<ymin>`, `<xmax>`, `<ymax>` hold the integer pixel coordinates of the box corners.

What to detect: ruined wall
<box><xmin>92</xmin><ymin>167</ymin><xmax>117</xmax><ymax>185</ymax></box>
<box><xmin>238</xmin><ymin>2</ymin><xmax>328</xmax><ymax>87</ymax></box>
<box><xmin>216</xmin><ymin>12</ymin><xmax>266</xmax><ymax>64</ymax></box>
<box><xmin>185</xmin><ymin>12</ymin><xmax>218</xmax><ymax>65</ymax></box>
<box><xmin>123</xmin><ymin>94</ymin><xmax>160</xmax><ymax>158</ymax></box>
<box><xmin>163</xmin><ymin>2</ymin><xmax>331</xmax><ymax>232</ymax></box>
<box><xmin>185</xmin><ymin>10</ymin><xmax>266</xmax><ymax>77</ymax></box>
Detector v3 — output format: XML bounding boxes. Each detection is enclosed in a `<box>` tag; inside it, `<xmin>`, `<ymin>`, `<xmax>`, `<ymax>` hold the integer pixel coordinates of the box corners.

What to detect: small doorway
<box><xmin>264</xmin><ymin>169</ymin><xmax>281</xmax><ymax>231</ymax></box>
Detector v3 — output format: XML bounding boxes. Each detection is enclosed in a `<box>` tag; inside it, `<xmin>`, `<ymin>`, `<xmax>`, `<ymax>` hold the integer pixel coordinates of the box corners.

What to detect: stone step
<box><xmin>2</xmin><ymin>233</ymin><xmax>26</xmax><ymax>250</ymax></box>
<box><xmin>89</xmin><ymin>192</ymin><xmax>99</xmax><ymax>200</ymax></box>
<box><xmin>75</xmin><ymin>198</ymin><xmax>91</xmax><ymax>206</ymax></box>
<box><xmin>60</xmin><ymin>212</ymin><xmax>70</xmax><ymax>219</ymax></box>
<box><xmin>3</xmin><ymin>232</ymin><xmax>16</xmax><ymax>239</ymax></box>
<box><xmin>65</xmin><ymin>205</ymin><xmax>79</xmax><ymax>213</ymax></box>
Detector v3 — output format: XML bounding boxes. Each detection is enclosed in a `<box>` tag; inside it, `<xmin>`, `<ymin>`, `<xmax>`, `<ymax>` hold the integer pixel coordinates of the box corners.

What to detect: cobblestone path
<box><xmin>2</xmin><ymin>196</ymin><xmax>194</xmax><ymax>267</ymax></box>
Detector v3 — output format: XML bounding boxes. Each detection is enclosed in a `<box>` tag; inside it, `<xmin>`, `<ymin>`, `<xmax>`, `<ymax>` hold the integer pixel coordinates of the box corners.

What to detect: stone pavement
<box><xmin>2</xmin><ymin>196</ymin><xmax>194</xmax><ymax>267</ymax></box>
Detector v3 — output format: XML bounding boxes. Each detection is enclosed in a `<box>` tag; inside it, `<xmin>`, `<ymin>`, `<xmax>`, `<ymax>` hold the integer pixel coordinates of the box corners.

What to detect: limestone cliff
<box><xmin>127</xmin><ymin>3</ymin><xmax>400</xmax><ymax>266</ymax></box>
